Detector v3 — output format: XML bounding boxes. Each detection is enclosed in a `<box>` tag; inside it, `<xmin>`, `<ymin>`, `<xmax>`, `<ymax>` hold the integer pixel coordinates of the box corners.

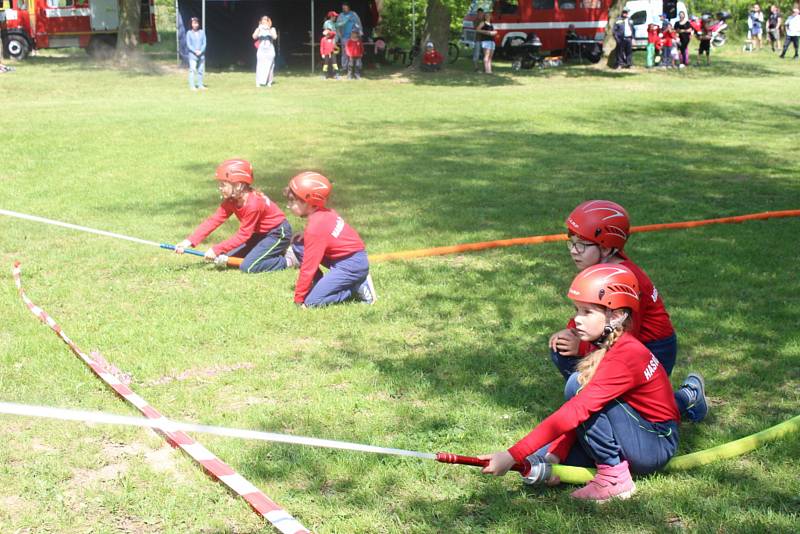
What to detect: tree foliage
<box><xmin>378</xmin><ymin>0</ymin><xmax>471</xmax><ymax>44</ymax></box>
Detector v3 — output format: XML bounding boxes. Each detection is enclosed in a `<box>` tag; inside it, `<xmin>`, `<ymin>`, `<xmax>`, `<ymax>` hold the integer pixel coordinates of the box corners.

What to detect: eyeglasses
<box><xmin>567</xmin><ymin>240</ymin><xmax>598</xmax><ymax>254</ymax></box>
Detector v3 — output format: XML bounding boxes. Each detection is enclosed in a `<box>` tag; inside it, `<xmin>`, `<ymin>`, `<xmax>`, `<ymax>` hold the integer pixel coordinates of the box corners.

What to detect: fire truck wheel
<box><xmin>5</xmin><ymin>34</ymin><xmax>30</xmax><ymax>61</ymax></box>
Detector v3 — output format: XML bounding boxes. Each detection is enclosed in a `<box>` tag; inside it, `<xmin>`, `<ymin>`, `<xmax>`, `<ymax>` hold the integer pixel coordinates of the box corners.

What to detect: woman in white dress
<box><xmin>252</xmin><ymin>16</ymin><xmax>277</xmax><ymax>87</ymax></box>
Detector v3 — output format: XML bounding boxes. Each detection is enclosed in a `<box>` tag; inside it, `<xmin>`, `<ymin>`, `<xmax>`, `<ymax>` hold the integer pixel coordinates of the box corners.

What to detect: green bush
<box><xmin>689</xmin><ymin>0</ymin><xmax>796</xmax><ymax>36</ymax></box>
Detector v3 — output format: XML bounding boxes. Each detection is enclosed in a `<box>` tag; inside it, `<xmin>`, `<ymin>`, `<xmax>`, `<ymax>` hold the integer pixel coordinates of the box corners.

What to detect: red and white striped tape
<box><xmin>11</xmin><ymin>261</ymin><xmax>310</xmax><ymax>534</ymax></box>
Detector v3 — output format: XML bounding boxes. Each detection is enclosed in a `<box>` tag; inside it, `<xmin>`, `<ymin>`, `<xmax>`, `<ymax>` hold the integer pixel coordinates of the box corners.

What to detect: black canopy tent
<box><xmin>176</xmin><ymin>0</ymin><xmax>379</xmax><ymax>70</ymax></box>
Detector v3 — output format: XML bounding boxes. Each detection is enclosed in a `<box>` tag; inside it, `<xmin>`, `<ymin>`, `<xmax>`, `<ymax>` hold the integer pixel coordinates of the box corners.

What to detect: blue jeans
<box><xmin>228</xmin><ymin>220</ymin><xmax>292</xmax><ymax>273</ymax></box>
<box><xmin>558</xmin><ymin>373</ymin><xmax>679</xmax><ymax>473</ymax></box>
<box><xmin>188</xmin><ymin>55</ymin><xmax>205</xmax><ymax>88</ymax></box>
<box><xmin>293</xmin><ymin>245</ymin><xmax>369</xmax><ymax>307</ymax></box>
<box><xmin>550</xmin><ymin>332</ymin><xmax>677</xmax><ymax>379</ymax></box>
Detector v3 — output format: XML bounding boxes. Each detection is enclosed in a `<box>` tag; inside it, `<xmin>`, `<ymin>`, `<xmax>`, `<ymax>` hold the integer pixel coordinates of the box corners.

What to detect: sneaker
<box><xmin>681</xmin><ymin>373</ymin><xmax>708</xmax><ymax>423</ymax></box>
<box><xmin>284</xmin><ymin>245</ymin><xmax>300</xmax><ymax>269</ymax></box>
<box><xmin>356</xmin><ymin>274</ymin><xmax>377</xmax><ymax>304</ymax></box>
<box><xmin>570</xmin><ymin>460</ymin><xmax>636</xmax><ymax>502</ymax></box>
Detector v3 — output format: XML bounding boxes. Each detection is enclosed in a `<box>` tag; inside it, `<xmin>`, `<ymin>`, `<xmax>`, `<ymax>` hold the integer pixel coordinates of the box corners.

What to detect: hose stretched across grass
<box><xmin>0</xmin><ymin>208</ymin><xmax>237</xmax><ymax>266</ymax></box>
<box><xmin>3</xmin><ymin>208</ymin><xmax>799</xmax><ymax>267</ymax></box>
<box><xmin>2</xmin><ymin>401</ymin><xmax>798</xmax><ymax>485</ymax></box>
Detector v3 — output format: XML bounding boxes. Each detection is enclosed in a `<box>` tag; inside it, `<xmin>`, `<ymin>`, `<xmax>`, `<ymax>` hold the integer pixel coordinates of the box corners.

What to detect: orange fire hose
<box><xmin>226</xmin><ymin>209</ymin><xmax>800</xmax><ymax>267</ymax></box>
<box><xmin>368</xmin><ymin>209</ymin><xmax>800</xmax><ymax>263</ymax></box>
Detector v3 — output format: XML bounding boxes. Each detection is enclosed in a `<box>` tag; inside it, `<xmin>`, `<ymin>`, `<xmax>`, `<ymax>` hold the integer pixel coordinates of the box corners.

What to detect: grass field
<box><xmin>1</xmin><ymin>41</ymin><xmax>799</xmax><ymax>533</ymax></box>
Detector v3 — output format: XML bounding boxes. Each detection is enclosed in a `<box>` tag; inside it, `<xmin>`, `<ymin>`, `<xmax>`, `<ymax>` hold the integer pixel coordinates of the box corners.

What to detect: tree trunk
<box><xmin>416</xmin><ymin>0</ymin><xmax>451</xmax><ymax>68</ymax></box>
<box><xmin>116</xmin><ymin>0</ymin><xmax>142</xmax><ymax>60</ymax></box>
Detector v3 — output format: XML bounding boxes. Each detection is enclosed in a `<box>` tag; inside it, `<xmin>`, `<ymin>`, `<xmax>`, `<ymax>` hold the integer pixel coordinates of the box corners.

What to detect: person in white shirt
<box><xmin>780</xmin><ymin>7</ymin><xmax>800</xmax><ymax>58</ymax></box>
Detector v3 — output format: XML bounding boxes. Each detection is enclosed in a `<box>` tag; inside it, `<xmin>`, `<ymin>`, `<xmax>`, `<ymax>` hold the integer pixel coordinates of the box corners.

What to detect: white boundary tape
<box><xmin>11</xmin><ymin>261</ymin><xmax>310</xmax><ymax>534</ymax></box>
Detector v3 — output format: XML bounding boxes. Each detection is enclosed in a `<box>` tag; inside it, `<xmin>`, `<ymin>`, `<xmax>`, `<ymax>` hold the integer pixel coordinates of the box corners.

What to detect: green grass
<box><xmin>1</xmin><ymin>44</ymin><xmax>799</xmax><ymax>533</ymax></box>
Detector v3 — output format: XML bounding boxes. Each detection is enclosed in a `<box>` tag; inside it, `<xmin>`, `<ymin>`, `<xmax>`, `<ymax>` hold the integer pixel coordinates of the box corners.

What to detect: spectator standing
<box><xmin>336</xmin><ymin>3</ymin><xmax>362</xmax><ymax>74</ymax></box>
<box><xmin>780</xmin><ymin>7</ymin><xmax>800</xmax><ymax>59</ymax></box>
<box><xmin>646</xmin><ymin>18</ymin><xmax>660</xmax><ymax>68</ymax></box>
<box><xmin>321</xmin><ymin>11</ymin><xmax>340</xmax><ymax>79</ymax></box>
<box><xmin>253</xmin><ymin>16</ymin><xmax>277</xmax><ymax>87</ymax></box>
<box><xmin>613</xmin><ymin>9</ymin><xmax>634</xmax><ymax>69</ymax></box>
<box><xmin>696</xmin><ymin>14</ymin><xmax>713</xmax><ymax>66</ymax></box>
<box><xmin>748</xmin><ymin>4</ymin><xmax>765</xmax><ymax>50</ymax></box>
<box><xmin>345</xmin><ymin>30</ymin><xmax>364</xmax><ymax>79</ymax></box>
<box><xmin>472</xmin><ymin>8</ymin><xmax>485</xmax><ymax>71</ymax></box>
<box><xmin>674</xmin><ymin>11</ymin><xmax>693</xmax><ymax>66</ymax></box>
<box><xmin>767</xmin><ymin>5</ymin><xmax>782</xmax><ymax>52</ymax></box>
<box><xmin>660</xmin><ymin>23</ymin><xmax>676</xmax><ymax>68</ymax></box>
<box><xmin>476</xmin><ymin>11</ymin><xmax>497</xmax><ymax>73</ymax></box>
<box><xmin>186</xmin><ymin>17</ymin><xmax>207</xmax><ymax>91</ymax></box>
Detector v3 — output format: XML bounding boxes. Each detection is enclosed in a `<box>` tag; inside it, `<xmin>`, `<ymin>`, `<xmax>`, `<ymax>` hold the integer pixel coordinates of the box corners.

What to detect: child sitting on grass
<box><xmin>175</xmin><ymin>159</ymin><xmax>294</xmax><ymax>273</ymax></box>
<box><xmin>284</xmin><ymin>172</ymin><xmax>376</xmax><ymax>307</ymax></box>
<box><xmin>480</xmin><ymin>264</ymin><xmax>681</xmax><ymax>502</ymax></box>
<box><xmin>549</xmin><ymin>200</ymin><xmax>707</xmax><ymax>422</ymax></box>
<box><xmin>422</xmin><ymin>42</ymin><xmax>444</xmax><ymax>71</ymax></box>
<box><xmin>345</xmin><ymin>30</ymin><xmax>364</xmax><ymax>80</ymax></box>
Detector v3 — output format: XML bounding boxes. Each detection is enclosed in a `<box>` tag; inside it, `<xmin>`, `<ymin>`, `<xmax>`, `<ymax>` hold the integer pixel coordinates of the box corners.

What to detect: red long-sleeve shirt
<box><xmin>294</xmin><ymin>208</ymin><xmax>366</xmax><ymax>303</ymax></box>
<box><xmin>567</xmin><ymin>257</ymin><xmax>674</xmax><ymax>355</ymax></box>
<box><xmin>509</xmin><ymin>333</ymin><xmax>679</xmax><ymax>463</ymax></box>
<box><xmin>423</xmin><ymin>49</ymin><xmax>444</xmax><ymax>65</ymax></box>
<box><xmin>345</xmin><ymin>39</ymin><xmax>364</xmax><ymax>58</ymax></box>
<box><xmin>187</xmin><ymin>192</ymin><xmax>287</xmax><ymax>255</ymax></box>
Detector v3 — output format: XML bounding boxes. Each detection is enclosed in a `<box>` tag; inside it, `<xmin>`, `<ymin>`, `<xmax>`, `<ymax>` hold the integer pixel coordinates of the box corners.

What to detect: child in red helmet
<box><xmin>321</xmin><ymin>11</ymin><xmax>340</xmax><ymax>79</ymax></box>
<box><xmin>284</xmin><ymin>172</ymin><xmax>376</xmax><ymax>307</ymax></box>
<box><xmin>175</xmin><ymin>159</ymin><xmax>295</xmax><ymax>273</ymax></box>
<box><xmin>549</xmin><ymin>200</ymin><xmax>707</xmax><ymax>422</ymax></box>
<box><xmin>480</xmin><ymin>264</ymin><xmax>680</xmax><ymax>502</ymax></box>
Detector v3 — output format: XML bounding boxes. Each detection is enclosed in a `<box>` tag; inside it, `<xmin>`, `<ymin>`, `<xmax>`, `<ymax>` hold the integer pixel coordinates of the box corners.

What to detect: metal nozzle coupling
<box><xmin>522</xmin><ymin>455</ymin><xmax>553</xmax><ymax>485</ymax></box>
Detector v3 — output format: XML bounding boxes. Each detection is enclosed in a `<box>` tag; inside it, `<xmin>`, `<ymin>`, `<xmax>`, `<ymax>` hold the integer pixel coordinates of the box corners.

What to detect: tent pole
<box><xmin>175</xmin><ymin>0</ymin><xmax>179</xmax><ymax>65</ymax></box>
<box><xmin>202</xmin><ymin>0</ymin><xmax>206</xmax><ymax>36</ymax></box>
<box><xmin>411</xmin><ymin>0</ymin><xmax>416</xmax><ymax>47</ymax></box>
<box><xmin>311</xmin><ymin>0</ymin><xmax>314</xmax><ymax>73</ymax></box>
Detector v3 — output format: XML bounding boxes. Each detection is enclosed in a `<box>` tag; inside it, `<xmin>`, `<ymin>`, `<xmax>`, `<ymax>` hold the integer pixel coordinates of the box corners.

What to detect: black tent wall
<box><xmin>177</xmin><ymin>0</ymin><xmax>376</xmax><ymax>69</ymax></box>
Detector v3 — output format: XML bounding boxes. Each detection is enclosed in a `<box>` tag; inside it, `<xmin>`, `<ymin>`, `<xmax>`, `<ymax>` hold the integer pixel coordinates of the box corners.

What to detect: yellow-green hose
<box><xmin>550</xmin><ymin>414</ymin><xmax>800</xmax><ymax>484</ymax></box>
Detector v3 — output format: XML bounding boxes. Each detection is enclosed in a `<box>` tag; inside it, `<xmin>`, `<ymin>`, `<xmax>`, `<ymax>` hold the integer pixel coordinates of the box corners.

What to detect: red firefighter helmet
<box><xmin>288</xmin><ymin>172</ymin><xmax>331</xmax><ymax>207</ymax></box>
<box><xmin>215</xmin><ymin>159</ymin><xmax>254</xmax><ymax>185</ymax></box>
<box><xmin>568</xmin><ymin>263</ymin><xmax>639</xmax><ymax>313</ymax></box>
<box><xmin>565</xmin><ymin>200</ymin><xmax>630</xmax><ymax>251</ymax></box>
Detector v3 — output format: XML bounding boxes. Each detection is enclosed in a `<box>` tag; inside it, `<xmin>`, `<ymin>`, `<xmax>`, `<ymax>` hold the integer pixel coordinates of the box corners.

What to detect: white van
<box><xmin>623</xmin><ymin>0</ymin><xmax>689</xmax><ymax>48</ymax></box>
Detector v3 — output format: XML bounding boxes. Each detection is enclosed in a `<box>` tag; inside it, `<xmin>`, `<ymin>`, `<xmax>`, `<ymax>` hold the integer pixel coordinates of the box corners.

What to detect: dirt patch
<box><xmin>228</xmin><ymin>396</ymin><xmax>279</xmax><ymax>410</ymax></box>
<box><xmin>0</xmin><ymin>494</ymin><xmax>32</xmax><ymax>517</ymax></box>
<box><xmin>113</xmin><ymin>514</ymin><xmax>164</xmax><ymax>533</ymax></box>
<box><xmin>147</xmin><ymin>362</ymin><xmax>256</xmax><ymax>386</ymax></box>
<box><xmin>69</xmin><ymin>440</ymin><xmax>183</xmax><ymax>491</ymax></box>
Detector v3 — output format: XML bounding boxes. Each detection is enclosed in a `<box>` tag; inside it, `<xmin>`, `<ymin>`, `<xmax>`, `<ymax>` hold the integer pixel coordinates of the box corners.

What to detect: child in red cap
<box><xmin>321</xmin><ymin>11</ymin><xmax>340</xmax><ymax>79</ymax></box>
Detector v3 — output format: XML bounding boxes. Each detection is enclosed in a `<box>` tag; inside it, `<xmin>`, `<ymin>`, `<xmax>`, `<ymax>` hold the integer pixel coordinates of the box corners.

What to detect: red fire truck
<box><xmin>0</xmin><ymin>0</ymin><xmax>157</xmax><ymax>60</ymax></box>
<box><xmin>462</xmin><ymin>0</ymin><xmax>611</xmax><ymax>59</ymax></box>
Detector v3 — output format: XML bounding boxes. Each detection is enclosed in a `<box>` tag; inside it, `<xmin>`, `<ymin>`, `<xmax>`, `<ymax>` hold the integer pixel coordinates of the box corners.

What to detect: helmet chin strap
<box><xmin>593</xmin><ymin>311</ymin><xmax>629</xmax><ymax>346</ymax></box>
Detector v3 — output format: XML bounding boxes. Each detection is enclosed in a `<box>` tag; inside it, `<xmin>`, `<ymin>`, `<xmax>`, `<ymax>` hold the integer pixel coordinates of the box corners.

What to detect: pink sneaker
<box><xmin>570</xmin><ymin>460</ymin><xmax>636</xmax><ymax>502</ymax></box>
